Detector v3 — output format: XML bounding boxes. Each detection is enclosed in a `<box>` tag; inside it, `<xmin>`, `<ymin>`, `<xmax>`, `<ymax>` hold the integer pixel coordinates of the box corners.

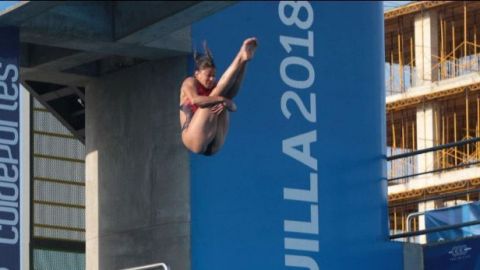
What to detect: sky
<box><xmin>384</xmin><ymin>1</ymin><xmax>412</xmax><ymax>11</ymax></box>
<box><xmin>0</xmin><ymin>1</ymin><xmax>19</xmax><ymax>12</ymax></box>
<box><xmin>0</xmin><ymin>1</ymin><xmax>412</xmax><ymax>13</ymax></box>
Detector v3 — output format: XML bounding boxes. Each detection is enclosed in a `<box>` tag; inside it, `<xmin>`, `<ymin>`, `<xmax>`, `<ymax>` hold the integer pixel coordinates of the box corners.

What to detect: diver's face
<box><xmin>195</xmin><ymin>67</ymin><xmax>216</xmax><ymax>89</ymax></box>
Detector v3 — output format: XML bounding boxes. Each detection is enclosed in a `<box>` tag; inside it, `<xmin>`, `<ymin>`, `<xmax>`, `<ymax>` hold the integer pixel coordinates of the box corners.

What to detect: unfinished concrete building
<box><xmin>385</xmin><ymin>1</ymin><xmax>480</xmax><ymax>243</ymax></box>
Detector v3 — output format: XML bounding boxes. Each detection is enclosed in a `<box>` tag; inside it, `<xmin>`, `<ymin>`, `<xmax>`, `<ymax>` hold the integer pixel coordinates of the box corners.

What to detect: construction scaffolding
<box><xmin>385</xmin><ymin>1</ymin><xmax>480</xmax><ymax>242</ymax></box>
<box><xmin>385</xmin><ymin>1</ymin><xmax>480</xmax><ymax>95</ymax></box>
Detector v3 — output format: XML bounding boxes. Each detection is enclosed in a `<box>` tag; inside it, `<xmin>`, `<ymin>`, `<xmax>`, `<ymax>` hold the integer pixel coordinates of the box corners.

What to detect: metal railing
<box><xmin>121</xmin><ymin>262</ymin><xmax>169</xmax><ymax>270</ymax></box>
<box><xmin>390</xmin><ymin>220</ymin><xmax>480</xmax><ymax>240</ymax></box>
<box><xmin>387</xmin><ymin>137</ymin><xmax>480</xmax><ymax>185</ymax></box>
<box><xmin>387</xmin><ymin>137</ymin><xmax>480</xmax><ymax>243</ymax></box>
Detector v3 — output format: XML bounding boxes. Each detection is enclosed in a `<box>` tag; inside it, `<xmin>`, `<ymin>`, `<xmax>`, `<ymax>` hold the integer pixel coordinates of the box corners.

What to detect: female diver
<box><xmin>179</xmin><ymin>37</ymin><xmax>257</xmax><ymax>155</ymax></box>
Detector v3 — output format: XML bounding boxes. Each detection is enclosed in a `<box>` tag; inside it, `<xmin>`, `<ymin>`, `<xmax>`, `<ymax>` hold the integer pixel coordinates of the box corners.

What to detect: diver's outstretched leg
<box><xmin>209</xmin><ymin>37</ymin><xmax>257</xmax><ymax>98</ymax></box>
<box><xmin>225</xmin><ymin>63</ymin><xmax>246</xmax><ymax>99</ymax></box>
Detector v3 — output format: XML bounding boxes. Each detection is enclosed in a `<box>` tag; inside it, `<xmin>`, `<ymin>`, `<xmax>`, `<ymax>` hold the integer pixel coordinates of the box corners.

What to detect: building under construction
<box><xmin>385</xmin><ymin>1</ymin><xmax>480</xmax><ymax>243</ymax></box>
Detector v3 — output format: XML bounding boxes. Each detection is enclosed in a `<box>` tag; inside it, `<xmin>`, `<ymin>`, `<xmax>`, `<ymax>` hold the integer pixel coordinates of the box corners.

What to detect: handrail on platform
<box><xmin>120</xmin><ymin>262</ymin><xmax>169</xmax><ymax>270</ymax></box>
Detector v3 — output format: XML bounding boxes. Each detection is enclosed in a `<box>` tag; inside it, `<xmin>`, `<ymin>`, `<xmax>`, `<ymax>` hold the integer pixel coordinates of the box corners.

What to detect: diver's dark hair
<box><xmin>194</xmin><ymin>41</ymin><xmax>215</xmax><ymax>71</ymax></box>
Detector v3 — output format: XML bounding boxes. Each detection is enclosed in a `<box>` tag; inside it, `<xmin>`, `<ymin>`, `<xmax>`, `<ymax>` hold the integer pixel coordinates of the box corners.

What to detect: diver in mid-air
<box><xmin>179</xmin><ymin>37</ymin><xmax>258</xmax><ymax>156</ymax></box>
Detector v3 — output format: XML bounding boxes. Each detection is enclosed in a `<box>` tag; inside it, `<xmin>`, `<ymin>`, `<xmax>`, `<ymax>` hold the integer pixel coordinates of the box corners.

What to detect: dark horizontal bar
<box><xmin>388</xmin><ymin>160</ymin><xmax>480</xmax><ymax>182</ymax></box>
<box><xmin>35</xmin><ymin>223</ymin><xmax>85</xmax><ymax>232</ymax></box>
<box><xmin>32</xmin><ymin>237</ymin><xmax>85</xmax><ymax>253</ymax></box>
<box><xmin>34</xmin><ymin>153</ymin><xmax>85</xmax><ymax>163</ymax></box>
<box><xmin>387</xmin><ymin>137</ymin><xmax>480</xmax><ymax>161</ymax></box>
<box><xmin>390</xmin><ymin>220</ymin><xmax>480</xmax><ymax>239</ymax></box>
<box><xmin>34</xmin><ymin>200</ymin><xmax>85</xmax><ymax>209</ymax></box>
<box><xmin>389</xmin><ymin>188</ymin><xmax>480</xmax><ymax>207</ymax></box>
<box><xmin>33</xmin><ymin>130</ymin><xmax>76</xmax><ymax>139</ymax></box>
<box><xmin>34</xmin><ymin>176</ymin><xmax>85</xmax><ymax>186</ymax></box>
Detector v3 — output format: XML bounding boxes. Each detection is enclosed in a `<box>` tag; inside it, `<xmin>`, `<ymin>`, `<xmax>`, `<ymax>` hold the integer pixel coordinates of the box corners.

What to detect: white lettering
<box><xmin>285</xmin><ymin>255</ymin><xmax>319</xmax><ymax>270</ymax></box>
<box><xmin>0</xmin><ymin>82</ymin><xmax>18</xmax><ymax>101</ymax></box>
<box><xmin>0</xmin><ymin>145</ymin><xmax>18</xmax><ymax>165</ymax></box>
<box><xmin>0</xmin><ymin>57</ymin><xmax>21</xmax><ymax>251</ymax></box>
<box><xmin>280</xmin><ymin>56</ymin><xmax>315</xmax><ymax>89</ymax></box>
<box><xmin>284</xmin><ymin>173</ymin><xmax>317</xmax><ymax>202</ymax></box>
<box><xmin>282</xmin><ymin>130</ymin><xmax>317</xmax><ymax>170</ymax></box>
<box><xmin>0</xmin><ymin>181</ymin><xmax>18</xmax><ymax>202</ymax></box>
<box><xmin>0</xmin><ymin>163</ymin><xmax>18</xmax><ymax>183</ymax></box>
<box><xmin>281</xmin><ymin>91</ymin><xmax>316</xmax><ymax>122</ymax></box>
<box><xmin>278</xmin><ymin>1</ymin><xmax>314</xmax><ymax>30</ymax></box>
<box><xmin>285</xmin><ymin>204</ymin><xmax>318</xmax><ymax>234</ymax></box>
<box><xmin>285</xmin><ymin>237</ymin><xmax>319</xmax><ymax>252</ymax></box>
<box><xmin>279</xmin><ymin>1</ymin><xmax>319</xmax><ymax>267</ymax></box>
<box><xmin>0</xmin><ymin>125</ymin><xmax>18</xmax><ymax>146</ymax></box>
<box><xmin>0</xmin><ymin>200</ymin><xmax>18</xmax><ymax>208</ymax></box>
<box><xmin>0</xmin><ymin>64</ymin><xmax>18</xmax><ymax>82</ymax></box>
<box><xmin>0</xmin><ymin>63</ymin><xmax>19</xmax><ymax>112</ymax></box>
<box><xmin>0</xmin><ymin>225</ymin><xmax>18</xmax><ymax>244</ymax></box>
<box><xmin>0</xmin><ymin>206</ymin><xmax>18</xmax><ymax>226</ymax></box>
<box><xmin>280</xmin><ymin>31</ymin><xmax>314</xmax><ymax>57</ymax></box>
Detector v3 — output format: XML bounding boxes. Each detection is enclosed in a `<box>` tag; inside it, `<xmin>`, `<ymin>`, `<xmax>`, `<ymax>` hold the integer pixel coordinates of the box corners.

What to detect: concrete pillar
<box><xmin>86</xmin><ymin>57</ymin><xmax>190</xmax><ymax>270</ymax></box>
<box><xmin>414</xmin><ymin>10</ymin><xmax>439</xmax><ymax>86</ymax></box>
<box><xmin>415</xmin><ymin>103</ymin><xmax>437</xmax><ymax>244</ymax></box>
<box><xmin>416</xmin><ymin>103</ymin><xmax>436</xmax><ymax>174</ymax></box>
<box><xmin>417</xmin><ymin>200</ymin><xmax>435</xmax><ymax>244</ymax></box>
<box><xmin>403</xmin><ymin>243</ymin><xmax>424</xmax><ymax>270</ymax></box>
<box><xmin>414</xmin><ymin>11</ymin><xmax>439</xmax><ymax>246</ymax></box>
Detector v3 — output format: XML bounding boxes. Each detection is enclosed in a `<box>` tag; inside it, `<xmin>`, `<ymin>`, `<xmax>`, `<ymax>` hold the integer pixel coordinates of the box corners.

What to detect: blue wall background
<box><xmin>424</xmin><ymin>236</ymin><xmax>480</xmax><ymax>270</ymax></box>
<box><xmin>191</xmin><ymin>2</ymin><xmax>403</xmax><ymax>269</ymax></box>
<box><xmin>0</xmin><ymin>26</ymin><xmax>20</xmax><ymax>270</ymax></box>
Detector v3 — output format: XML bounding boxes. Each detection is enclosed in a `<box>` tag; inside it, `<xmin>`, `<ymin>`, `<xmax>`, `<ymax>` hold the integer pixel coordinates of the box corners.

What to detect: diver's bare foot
<box><xmin>240</xmin><ymin>37</ymin><xmax>257</xmax><ymax>62</ymax></box>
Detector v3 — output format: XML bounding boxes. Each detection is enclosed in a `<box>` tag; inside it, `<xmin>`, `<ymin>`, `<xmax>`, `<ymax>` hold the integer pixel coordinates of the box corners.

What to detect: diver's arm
<box><xmin>181</xmin><ymin>78</ymin><xmax>236</xmax><ymax>111</ymax></box>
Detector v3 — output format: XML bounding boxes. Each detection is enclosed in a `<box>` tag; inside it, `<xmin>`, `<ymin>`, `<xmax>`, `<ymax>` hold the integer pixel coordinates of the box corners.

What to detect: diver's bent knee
<box><xmin>190</xmin><ymin>145</ymin><xmax>205</xmax><ymax>154</ymax></box>
<box><xmin>185</xmin><ymin>140</ymin><xmax>207</xmax><ymax>154</ymax></box>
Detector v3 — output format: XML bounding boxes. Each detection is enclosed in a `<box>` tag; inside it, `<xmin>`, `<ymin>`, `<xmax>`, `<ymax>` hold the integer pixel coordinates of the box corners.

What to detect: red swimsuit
<box><xmin>180</xmin><ymin>79</ymin><xmax>218</xmax><ymax>155</ymax></box>
<box><xmin>180</xmin><ymin>79</ymin><xmax>214</xmax><ymax>131</ymax></box>
<box><xmin>182</xmin><ymin>81</ymin><xmax>213</xmax><ymax>114</ymax></box>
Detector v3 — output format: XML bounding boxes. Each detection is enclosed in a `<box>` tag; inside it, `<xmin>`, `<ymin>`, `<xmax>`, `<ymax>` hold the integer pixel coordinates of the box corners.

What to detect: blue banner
<box><xmin>190</xmin><ymin>2</ymin><xmax>403</xmax><ymax>269</ymax></box>
<box><xmin>426</xmin><ymin>201</ymin><xmax>480</xmax><ymax>243</ymax></box>
<box><xmin>424</xmin><ymin>236</ymin><xmax>480</xmax><ymax>270</ymax></box>
<box><xmin>0</xmin><ymin>27</ymin><xmax>20</xmax><ymax>270</ymax></box>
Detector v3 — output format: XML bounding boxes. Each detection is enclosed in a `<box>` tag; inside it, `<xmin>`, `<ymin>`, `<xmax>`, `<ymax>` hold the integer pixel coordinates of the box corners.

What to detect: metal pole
<box><xmin>444</xmin><ymin>19</ymin><xmax>448</xmax><ymax>78</ymax></box>
<box><xmin>453</xmin><ymin>22</ymin><xmax>456</xmax><ymax>77</ymax></box>
<box><xmin>434</xmin><ymin>109</ymin><xmax>439</xmax><ymax>168</ymax></box>
<box><xmin>466</xmin><ymin>90</ymin><xmax>470</xmax><ymax>160</ymax></box>
<box><xmin>442</xmin><ymin>114</ymin><xmax>446</xmax><ymax>168</ymax></box>
<box><xmin>454</xmin><ymin>111</ymin><xmax>458</xmax><ymax>165</ymax></box>
<box><xmin>464</xmin><ymin>1</ymin><xmax>467</xmax><ymax>59</ymax></box>
<box><xmin>441</xmin><ymin>16</ymin><xmax>445</xmax><ymax>79</ymax></box>
<box><xmin>402</xmin><ymin>116</ymin><xmax>405</xmax><ymax>149</ymax></box>
<box><xmin>477</xmin><ymin>95</ymin><xmax>479</xmax><ymax>159</ymax></box>
<box><xmin>475</xmin><ymin>25</ymin><xmax>478</xmax><ymax>71</ymax></box>
<box><xmin>394</xmin><ymin>207</ymin><xmax>397</xmax><ymax>234</ymax></box>
<box><xmin>410</xmin><ymin>37</ymin><xmax>414</xmax><ymax>86</ymax></box>
<box><xmin>392</xmin><ymin>113</ymin><xmax>397</xmax><ymax>177</ymax></box>
<box><xmin>398</xmin><ymin>32</ymin><xmax>404</xmax><ymax>91</ymax></box>
<box><xmin>412</xmin><ymin>121</ymin><xmax>416</xmax><ymax>150</ymax></box>
<box><xmin>391</xmin><ymin>50</ymin><xmax>394</xmax><ymax>93</ymax></box>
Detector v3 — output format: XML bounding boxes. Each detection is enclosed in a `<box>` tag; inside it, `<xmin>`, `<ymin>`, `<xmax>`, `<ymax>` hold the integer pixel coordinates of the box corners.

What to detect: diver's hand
<box><xmin>223</xmin><ymin>99</ymin><xmax>237</xmax><ymax>112</ymax></box>
<box><xmin>211</xmin><ymin>103</ymin><xmax>226</xmax><ymax>115</ymax></box>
